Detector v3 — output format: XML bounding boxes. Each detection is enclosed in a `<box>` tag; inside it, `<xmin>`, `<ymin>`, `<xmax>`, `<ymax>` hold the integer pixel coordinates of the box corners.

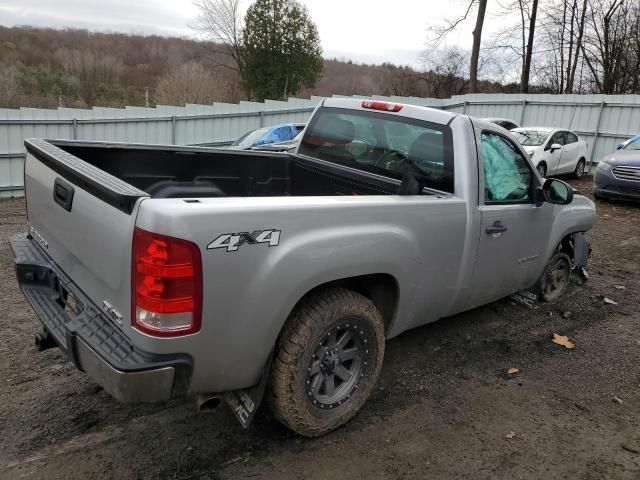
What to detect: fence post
<box><xmin>72</xmin><ymin>118</ymin><xmax>77</xmax><ymax>140</ymax></box>
<box><xmin>259</xmin><ymin>110</ymin><xmax>265</xmax><ymax>127</ymax></box>
<box><xmin>589</xmin><ymin>101</ymin><xmax>606</xmax><ymax>170</ymax></box>
<box><xmin>171</xmin><ymin>116</ymin><xmax>176</xmax><ymax>145</ymax></box>
<box><xmin>462</xmin><ymin>101</ymin><xmax>468</xmax><ymax>115</ymax></box>
<box><xmin>519</xmin><ymin>100</ymin><xmax>527</xmax><ymax>126</ymax></box>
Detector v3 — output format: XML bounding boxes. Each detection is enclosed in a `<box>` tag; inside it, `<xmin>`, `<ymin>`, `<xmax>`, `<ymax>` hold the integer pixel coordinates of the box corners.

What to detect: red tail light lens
<box><xmin>362</xmin><ymin>100</ymin><xmax>403</xmax><ymax>112</ymax></box>
<box><xmin>132</xmin><ymin>227</ymin><xmax>202</xmax><ymax>337</ymax></box>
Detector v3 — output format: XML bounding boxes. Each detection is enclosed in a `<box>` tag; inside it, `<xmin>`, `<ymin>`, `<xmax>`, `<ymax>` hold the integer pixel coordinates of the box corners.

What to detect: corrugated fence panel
<box><xmin>3</xmin><ymin>93</ymin><xmax>640</xmax><ymax>197</ymax></box>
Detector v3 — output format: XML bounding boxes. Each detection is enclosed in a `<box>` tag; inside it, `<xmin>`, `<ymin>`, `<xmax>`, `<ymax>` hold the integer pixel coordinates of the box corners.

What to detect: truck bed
<box><xmin>33</xmin><ymin>139</ymin><xmax>418</xmax><ymax>204</ymax></box>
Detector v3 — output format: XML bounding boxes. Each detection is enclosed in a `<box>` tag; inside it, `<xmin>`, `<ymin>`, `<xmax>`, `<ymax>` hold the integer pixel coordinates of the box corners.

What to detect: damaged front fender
<box><xmin>562</xmin><ymin>232</ymin><xmax>591</xmax><ymax>284</ymax></box>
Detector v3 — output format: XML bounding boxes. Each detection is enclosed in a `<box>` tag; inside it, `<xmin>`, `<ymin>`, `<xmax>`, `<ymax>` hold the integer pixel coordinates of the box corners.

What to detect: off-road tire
<box><xmin>269</xmin><ymin>288</ymin><xmax>385</xmax><ymax>437</ymax></box>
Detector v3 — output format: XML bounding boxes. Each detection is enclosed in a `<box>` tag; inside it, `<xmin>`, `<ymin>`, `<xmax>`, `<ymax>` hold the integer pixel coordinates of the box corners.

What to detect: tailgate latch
<box><xmin>53</xmin><ymin>177</ymin><xmax>75</xmax><ymax>212</ymax></box>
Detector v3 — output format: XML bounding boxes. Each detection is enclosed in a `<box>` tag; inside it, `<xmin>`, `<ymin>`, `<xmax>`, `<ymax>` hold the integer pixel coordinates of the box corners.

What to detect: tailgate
<box><xmin>23</xmin><ymin>139</ymin><xmax>148</xmax><ymax>331</ymax></box>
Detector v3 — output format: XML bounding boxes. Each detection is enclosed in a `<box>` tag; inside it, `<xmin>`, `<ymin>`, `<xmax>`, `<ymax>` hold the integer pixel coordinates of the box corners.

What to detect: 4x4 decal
<box><xmin>207</xmin><ymin>229</ymin><xmax>281</xmax><ymax>252</ymax></box>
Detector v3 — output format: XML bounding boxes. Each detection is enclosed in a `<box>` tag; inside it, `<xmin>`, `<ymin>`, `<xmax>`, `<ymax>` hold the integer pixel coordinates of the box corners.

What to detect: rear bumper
<box><xmin>10</xmin><ymin>232</ymin><xmax>192</xmax><ymax>403</ymax></box>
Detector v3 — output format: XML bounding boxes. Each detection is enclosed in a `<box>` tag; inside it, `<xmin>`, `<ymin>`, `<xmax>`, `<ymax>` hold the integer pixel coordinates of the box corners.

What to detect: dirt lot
<box><xmin>1</xmin><ymin>176</ymin><xmax>639</xmax><ymax>480</ymax></box>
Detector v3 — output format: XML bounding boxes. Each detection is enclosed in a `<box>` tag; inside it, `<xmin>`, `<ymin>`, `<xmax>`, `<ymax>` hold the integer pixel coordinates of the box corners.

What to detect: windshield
<box><xmin>513</xmin><ymin>130</ymin><xmax>549</xmax><ymax>146</ymax></box>
<box><xmin>232</xmin><ymin>127</ymin><xmax>271</xmax><ymax>147</ymax></box>
<box><xmin>298</xmin><ymin>107</ymin><xmax>454</xmax><ymax>193</ymax></box>
<box><xmin>623</xmin><ymin>137</ymin><xmax>640</xmax><ymax>151</ymax></box>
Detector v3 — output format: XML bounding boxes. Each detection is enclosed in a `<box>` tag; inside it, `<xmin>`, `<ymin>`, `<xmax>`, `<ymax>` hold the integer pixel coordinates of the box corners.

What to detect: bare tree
<box><xmin>566</xmin><ymin>0</ymin><xmax>588</xmax><ymax>93</ymax></box>
<box><xmin>534</xmin><ymin>0</ymin><xmax>591</xmax><ymax>93</ymax></box>
<box><xmin>191</xmin><ymin>0</ymin><xmax>245</xmax><ymax>74</ymax></box>
<box><xmin>581</xmin><ymin>0</ymin><xmax>637</xmax><ymax>94</ymax></box>
<box><xmin>54</xmin><ymin>49</ymin><xmax>121</xmax><ymax>105</ymax></box>
<box><xmin>481</xmin><ymin>0</ymin><xmax>539</xmax><ymax>92</ymax></box>
<box><xmin>155</xmin><ymin>62</ymin><xmax>230</xmax><ymax>105</ymax></box>
<box><xmin>470</xmin><ymin>0</ymin><xmax>488</xmax><ymax>92</ymax></box>
<box><xmin>520</xmin><ymin>0</ymin><xmax>539</xmax><ymax>92</ymax></box>
<box><xmin>427</xmin><ymin>0</ymin><xmax>488</xmax><ymax>93</ymax></box>
<box><xmin>0</xmin><ymin>65</ymin><xmax>20</xmax><ymax>108</ymax></box>
<box><xmin>420</xmin><ymin>46</ymin><xmax>469</xmax><ymax>97</ymax></box>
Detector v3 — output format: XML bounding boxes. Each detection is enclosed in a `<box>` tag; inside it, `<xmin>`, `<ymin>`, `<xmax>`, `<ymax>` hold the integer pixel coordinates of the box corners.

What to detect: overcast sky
<box><xmin>0</xmin><ymin>0</ymin><xmax>484</xmax><ymax>68</ymax></box>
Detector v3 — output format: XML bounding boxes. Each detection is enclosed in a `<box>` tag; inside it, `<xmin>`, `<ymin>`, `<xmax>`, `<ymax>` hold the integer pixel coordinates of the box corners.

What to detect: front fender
<box><xmin>542</xmin><ymin>194</ymin><xmax>596</xmax><ymax>268</ymax></box>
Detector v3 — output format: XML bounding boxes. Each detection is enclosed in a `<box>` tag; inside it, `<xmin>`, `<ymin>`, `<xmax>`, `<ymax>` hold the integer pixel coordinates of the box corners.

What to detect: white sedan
<box><xmin>512</xmin><ymin>127</ymin><xmax>588</xmax><ymax>178</ymax></box>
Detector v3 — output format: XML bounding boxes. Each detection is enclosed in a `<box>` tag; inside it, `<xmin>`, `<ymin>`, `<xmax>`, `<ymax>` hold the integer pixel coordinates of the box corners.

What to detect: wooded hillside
<box><xmin>0</xmin><ymin>26</ymin><xmax>509</xmax><ymax>109</ymax></box>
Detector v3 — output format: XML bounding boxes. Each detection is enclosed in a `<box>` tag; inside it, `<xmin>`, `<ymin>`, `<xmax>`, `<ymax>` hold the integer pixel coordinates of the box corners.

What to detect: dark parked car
<box><xmin>594</xmin><ymin>135</ymin><xmax>640</xmax><ymax>201</ymax></box>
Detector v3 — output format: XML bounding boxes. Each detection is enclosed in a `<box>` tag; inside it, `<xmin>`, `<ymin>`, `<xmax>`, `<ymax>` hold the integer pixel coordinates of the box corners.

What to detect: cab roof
<box><xmin>321</xmin><ymin>97</ymin><xmax>459</xmax><ymax>126</ymax></box>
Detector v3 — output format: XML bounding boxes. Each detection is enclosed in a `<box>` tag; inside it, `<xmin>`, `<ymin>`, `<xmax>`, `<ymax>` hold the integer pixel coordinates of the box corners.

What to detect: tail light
<box><xmin>362</xmin><ymin>100</ymin><xmax>403</xmax><ymax>112</ymax></box>
<box><xmin>132</xmin><ymin>227</ymin><xmax>202</xmax><ymax>337</ymax></box>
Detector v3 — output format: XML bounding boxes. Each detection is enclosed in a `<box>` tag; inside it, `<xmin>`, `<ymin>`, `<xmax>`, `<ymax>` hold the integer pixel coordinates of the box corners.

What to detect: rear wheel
<box><xmin>537</xmin><ymin>162</ymin><xmax>547</xmax><ymax>178</ymax></box>
<box><xmin>269</xmin><ymin>288</ymin><xmax>385</xmax><ymax>437</ymax></box>
<box><xmin>574</xmin><ymin>158</ymin><xmax>586</xmax><ymax>179</ymax></box>
<box><xmin>540</xmin><ymin>252</ymin><xmax>572</xmax><ymax>302</ymax></box>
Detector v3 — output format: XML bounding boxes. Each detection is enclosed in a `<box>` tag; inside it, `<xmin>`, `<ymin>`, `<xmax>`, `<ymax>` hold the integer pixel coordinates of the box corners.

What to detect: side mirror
<box><xmin>542</xmin><ymin>178</ymin><xmax>573</xmax><ymax>205</ymax></box>
<box><xmin>550</xmin><ymin>143</ymin><xmax>562</xmax><ymax>152</ymax></box>
<box><xmin>616</xmin><ymin>143</ymin><xmax>624</xmax><ymax>150</ymax></box>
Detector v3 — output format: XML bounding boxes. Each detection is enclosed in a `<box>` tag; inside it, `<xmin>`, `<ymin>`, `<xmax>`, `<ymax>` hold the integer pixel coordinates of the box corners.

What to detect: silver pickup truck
<box><xmin>11</xmin><ymin>98</ymin><xmax>596</xmax><ymax>436</ymax></box>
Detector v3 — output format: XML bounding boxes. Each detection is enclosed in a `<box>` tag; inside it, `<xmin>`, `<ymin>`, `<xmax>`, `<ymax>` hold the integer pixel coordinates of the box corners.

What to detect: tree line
<box><xmin>3</xmin><ymin>0</ymin><xmax>635</xmax><ymax>110</ymax></box>
<box><xmin>431</xmin><ymin>0</ymin><xmax>640</xmax><ymax>94</ymax></box>
<box><xmin>0</xmin><ymin>23</ymin><xmax>505</xmax><ymax>110</ymax></box>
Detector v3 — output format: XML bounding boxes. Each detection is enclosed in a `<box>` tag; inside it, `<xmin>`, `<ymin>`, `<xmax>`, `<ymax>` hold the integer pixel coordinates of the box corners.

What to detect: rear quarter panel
<box><xmin>134</xmin><ymin>195</ymin><xmax>468</xmax><ymax>393</ymax></box>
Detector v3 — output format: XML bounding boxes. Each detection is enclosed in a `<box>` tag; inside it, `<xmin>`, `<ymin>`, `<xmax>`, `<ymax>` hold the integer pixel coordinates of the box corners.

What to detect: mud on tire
<box><xmin>269</xmin><ymin>288</ymin><xmax>385</xmax><ymax>437</ymax></box>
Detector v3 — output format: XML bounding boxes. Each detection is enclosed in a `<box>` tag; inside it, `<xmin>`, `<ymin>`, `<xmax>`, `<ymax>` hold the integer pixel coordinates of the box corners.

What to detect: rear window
<box><xmin>298</xmin><ymin>107</ymin><xmax>454</xmax><ymax>193</ymax></box>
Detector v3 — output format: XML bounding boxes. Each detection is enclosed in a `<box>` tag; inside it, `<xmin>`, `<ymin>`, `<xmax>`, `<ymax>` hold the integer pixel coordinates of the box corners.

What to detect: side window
<box><xmin>481</xmin><ymin>132</ymin><xmax>533</xmax><ymax>203</ymax></box>
<box><xmin>547</xmin><ymin>131</ymin><xmax>565</xmax><ymax>149</ymax></box>
<box><xmin>565</xmin><ymin>132</ymin><xmax>578</xmax><ymax>144</ymax></box>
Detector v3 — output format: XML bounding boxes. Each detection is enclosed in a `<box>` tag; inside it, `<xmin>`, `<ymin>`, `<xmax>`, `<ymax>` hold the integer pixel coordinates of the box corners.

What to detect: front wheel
<box><xmin>269</xmin><ymin>288</ymin><xmax>385</xmax><ymax>437</ymax></box>
<box><xmin>574</xmin><ymin>159</ymin><xmax>586</xmax><ymax>179</ymax></box>
<box><xmin>540</xmin><ymin>252</ymin><xmax>572</xmax><ymax>302</ymax></box>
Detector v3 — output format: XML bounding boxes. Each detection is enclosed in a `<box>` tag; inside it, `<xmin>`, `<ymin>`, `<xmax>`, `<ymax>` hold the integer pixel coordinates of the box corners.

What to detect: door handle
<box><xmin>486</xmin><ymin>221</ymin><xmax>507</xmax><ymax>235</ymax></box>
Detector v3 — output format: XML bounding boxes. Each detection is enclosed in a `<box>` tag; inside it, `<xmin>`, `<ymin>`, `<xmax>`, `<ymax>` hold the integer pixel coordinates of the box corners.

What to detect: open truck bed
<box><xmin>28</xmin><ymin>138</ymin><xmax>412</xmax><ymax>214</ymax></box>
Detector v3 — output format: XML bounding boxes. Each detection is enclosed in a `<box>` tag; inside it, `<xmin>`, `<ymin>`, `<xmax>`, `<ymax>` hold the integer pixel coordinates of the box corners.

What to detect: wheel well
<box><xmin>297</xmin><ymin>274</ymin><xmax>399</xmax><ymax>333</ymax></box>
<box><xmin>558</xmin><ymin>232</ymin><xmax>589</xmax><ymax>268</ymax></box>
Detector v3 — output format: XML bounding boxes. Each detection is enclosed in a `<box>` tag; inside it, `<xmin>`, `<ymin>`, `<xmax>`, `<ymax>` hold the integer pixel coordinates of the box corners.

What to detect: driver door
<box><xmin>469</xmin><ymin>129</ymin><xmax>553</xmax><ymax>307</ymax></box>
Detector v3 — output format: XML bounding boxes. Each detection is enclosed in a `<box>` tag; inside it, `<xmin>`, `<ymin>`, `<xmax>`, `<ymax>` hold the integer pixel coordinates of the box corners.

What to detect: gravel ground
<box><xmin>1</xmin><ymin>176</ymin><xmax>639</xmax><ymax>480</ymax></box>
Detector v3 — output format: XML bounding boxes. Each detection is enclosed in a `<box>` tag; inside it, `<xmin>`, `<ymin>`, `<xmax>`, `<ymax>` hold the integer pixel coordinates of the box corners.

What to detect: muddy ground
<box><xmin>1</xmin><ymin>176</ymin><xmax>639</xmax><ymax>480</ymax></box>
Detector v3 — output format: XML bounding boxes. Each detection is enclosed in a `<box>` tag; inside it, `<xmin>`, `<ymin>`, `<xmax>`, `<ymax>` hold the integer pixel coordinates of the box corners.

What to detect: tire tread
<box><xmin>268</xmin><ymin>288</ymin><xmax>385</xmax><ymax>436</ymax></box>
